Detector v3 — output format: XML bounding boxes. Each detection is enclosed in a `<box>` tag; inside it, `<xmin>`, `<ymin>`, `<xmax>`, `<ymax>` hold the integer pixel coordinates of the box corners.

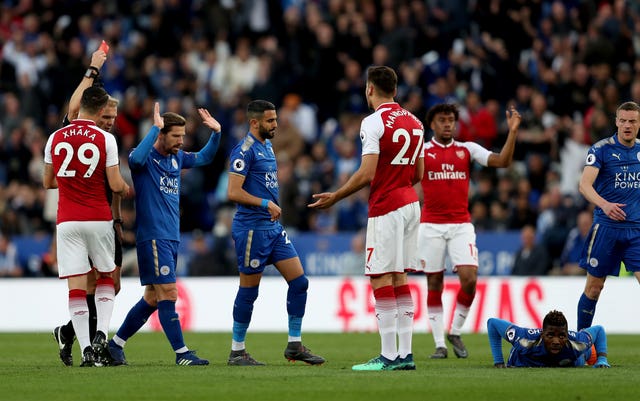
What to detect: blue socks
<box><xmin>577</xmin><ymin>293</ymin><xmax>598</xmax><ymax>330</ymax></box>
<box><xmin>157</xmin><ymin>300</ymin><xmax>185</xmax><ymax>351</ymax></box>
<box><xmin>287</xmin><ymin>275</ymin><xmax>308</xmax><ymax>337</ymax></box>
<box><xmin>232</xmin><ymin>286</ymin><xmax>259</xmax><ymax>342</ymax></box>
<box><xmin>230</xmin><ymin>276</ymin><xmax>308</xmax><ymax>342</ymax></box>
<box><xmin>116</xmin><ymin>297</ymin><xmax>157</xmax><ymax>341</ymax></box>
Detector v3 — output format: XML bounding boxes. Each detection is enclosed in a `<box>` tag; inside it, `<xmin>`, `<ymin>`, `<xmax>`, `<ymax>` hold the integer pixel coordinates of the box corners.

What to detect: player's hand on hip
<box><xmin>603</xmin><ymin>202</ymin><xmax>626</xmax><ymax>221</ymax></box>
<box><xmin>267</xmin><ymin>202</ymin><xmax>281</xmax><ymax>222</ymax></box>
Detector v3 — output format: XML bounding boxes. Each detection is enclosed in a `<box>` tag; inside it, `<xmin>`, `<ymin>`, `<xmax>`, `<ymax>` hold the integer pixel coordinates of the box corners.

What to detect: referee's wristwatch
<box><xmin>84</xmin><ymin>66</ymin><xmax>99</xmax><ymax>79</ymax></box>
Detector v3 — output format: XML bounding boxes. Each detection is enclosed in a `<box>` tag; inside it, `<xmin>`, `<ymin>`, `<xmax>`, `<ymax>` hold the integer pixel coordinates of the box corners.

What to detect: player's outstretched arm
<box><xmin>308</xmin><ymin>153</ymin><xmax>377</xmax><ymax>209</ymax></box>
<box><xmin>487</xmin><ymin>318</ymin><xmax>512</xmax><ymax>367</ymax></box>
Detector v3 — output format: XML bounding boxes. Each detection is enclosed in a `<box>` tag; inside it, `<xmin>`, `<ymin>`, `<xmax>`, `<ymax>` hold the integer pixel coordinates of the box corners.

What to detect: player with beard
<box><xmin>107</xmin><ymin>102</ymin><xmax>220</xmax><ymax>366</ymax></box>
<box><xmin>309</xmin><ymin>66</ymin><xmax>424</xmax><ymax>371</ymax></box>
<box><xmin>226</xmin><ymin>100</ymin><xmax>325</xmax><ymax>366</ymax></box>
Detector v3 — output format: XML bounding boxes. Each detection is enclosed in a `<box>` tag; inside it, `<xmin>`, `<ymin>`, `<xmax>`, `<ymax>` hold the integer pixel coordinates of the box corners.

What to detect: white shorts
<box><xmin>417</xmin><ymin>222</ymin><xmax>478</xmax><ymax>273</ymax></box>
<box><xmin>365</xmin><ymin>202</ymin><xmax>420</xmax><ymax>276</ymax></box>
<box><xmin>57</xmin><ymin>220</ymin><xmax>116</xmax><ymax>278</ymax></box>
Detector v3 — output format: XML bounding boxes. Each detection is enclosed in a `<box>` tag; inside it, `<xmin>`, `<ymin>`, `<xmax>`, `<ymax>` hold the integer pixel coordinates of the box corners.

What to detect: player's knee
<box><xmin>237</xmin><ymin>286</ymin><xmax>259</xmax><ymax>303</ymax></box>
<box><xmin>288</xmin><ymin>275</ymin><xmax>309</xmax><ymax>294</ymax></box>
<box><xmin>585</xmin><ymin>284</ymin><xmax>603</xmax><ymax>299</ymax></box>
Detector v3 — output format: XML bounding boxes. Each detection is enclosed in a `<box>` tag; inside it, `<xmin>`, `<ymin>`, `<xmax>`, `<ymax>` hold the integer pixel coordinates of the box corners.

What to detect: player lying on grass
<box><xmin>487</xmin><ymin>310</ymin><xmax>610</xmax><ymax>368</ymax></box>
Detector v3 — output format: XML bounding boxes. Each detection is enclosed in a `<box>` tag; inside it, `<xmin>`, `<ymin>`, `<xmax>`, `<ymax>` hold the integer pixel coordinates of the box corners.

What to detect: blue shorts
<box><xmin>232</xmin><ymin>227</ymin><xmax>298</xmax><ymax>274</ymax></box>
<box><xmin>579</xmin><ymin>224</ymin><xmax>640</xmax><ymax>277</ymax></box>
<box><xmin>136</xmin><ymin>239</ymin><xmax>179</xmax><ymax>285</ymax></box>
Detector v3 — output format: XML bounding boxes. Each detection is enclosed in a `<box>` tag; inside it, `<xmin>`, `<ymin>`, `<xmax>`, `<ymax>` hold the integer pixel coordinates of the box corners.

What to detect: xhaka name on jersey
<box><xmin>614</xmin><ymin>171</ymin><xmax>640</xmax><ymax>188</ymax></box>
<box><xmin>61</xmin><ymin>127</ymin><xmax>97</xmax><ymax>141</ymax></box>
<box><xmin>159</xmin><ymin>175</ymin><xmax>179</xmax><ymax>194</ymax></box>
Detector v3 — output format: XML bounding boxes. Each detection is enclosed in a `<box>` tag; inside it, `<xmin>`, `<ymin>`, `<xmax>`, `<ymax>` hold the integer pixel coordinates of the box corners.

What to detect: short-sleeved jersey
<box><xmin>585</xmin><ymin>135</ymin><xmax>640</xmax><ymax>228</ymax></box>
<box><xmin>420</xmin><ymin>139</ymin><xmax>491</xmax><ymax>224</ymax></box>
<box><xmin>360</xmin><ymin>102</ymin><xmax>424</xmax><ymax>217</ymax></box>
<box><xmin>129</xmin><ymin>146</ymin><xmax>196</xmax><ymax>242</ymax></box>
<box><xmin>503</xmin><ymin>324</ymin><xmax>593</xmax><ymax>367</ymax></box>
<box><xmin>44</xmin><ymin>119</ymin><xmax>118</xmax><ymax>223</ymax></box>
<box><xmin>228</xmin><ymin>133</ymin><xmax>280</xmax><ymax>230</ymax></box>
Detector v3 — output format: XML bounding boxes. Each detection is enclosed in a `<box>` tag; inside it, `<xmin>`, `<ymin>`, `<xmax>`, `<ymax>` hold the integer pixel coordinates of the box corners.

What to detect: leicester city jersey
<box><xmin>586</xmin><ymin>135</ymin><xmax>640</xmax><ymax>228</ymax></box>
<box><xmin>130</xmin><ymin>145</ymin><xmax>196</xmax><ymax>242</ymax></box>
<box><xmin>504</xmin><ymin>324</ymin><xmax>592</xmax><ymax>367</ymax></box>
<box><xmin>229</xmin><ymin>133</ymin><xmax>280</xmax><ymax>231</ymax></box>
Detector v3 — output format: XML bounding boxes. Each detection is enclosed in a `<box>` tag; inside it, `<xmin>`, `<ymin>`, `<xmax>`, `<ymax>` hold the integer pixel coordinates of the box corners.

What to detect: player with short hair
<box><xmin>226</xmin><ymin>99</ymin><xmax>325</xmax><ymax>366</ymax></box>
<box><xmin>418</xmin><ymin>103</ymin><xmax>520</xmax><ymax>359</ymax></box>
<box><xmin>487</xmin><ymin>310</ymin><xmax>610</xmax><ymax>368</ymax></box>
<box><xmin>576</xmin><ymin>101</ymin><xmax>640</xmax><ymax>330</ymax></box>
<box><xmin>44</xmin><ymin>85</ymin><xmax>130</xmax><ymax>367</ymax></box>
<box><xmin>309</xmin><ymin>66</ymin><xmax>424</xmax><ymax>371</ymax></box>
<box><xmin>52</xmin><ymin>46</ymin><xmax>125</xmax><ymax>366</ymax></box>
<box><xmin>107</xmin><ymin>102</ymin><xmax>221</xmax><ymax>366</ymax></box>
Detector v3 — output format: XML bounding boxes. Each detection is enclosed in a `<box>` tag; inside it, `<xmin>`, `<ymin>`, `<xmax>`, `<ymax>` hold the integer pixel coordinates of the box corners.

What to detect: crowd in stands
<box><xmin>1</xmin><ymin>0</ymin><xmax>640</xmax><ymax>276</ymax></box>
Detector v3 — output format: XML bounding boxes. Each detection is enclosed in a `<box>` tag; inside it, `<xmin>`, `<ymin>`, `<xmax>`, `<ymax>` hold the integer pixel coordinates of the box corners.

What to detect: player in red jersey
<box><xmin>418</xmin><ymin>103</ymin><xmax>521</xmax><ymax>359</ymax></box>
<box><xmin>43</xmin><ymin>86</ymin><xmax>130</xmax><ymax>367</ymax></box>
<box><xmin>310</xmin><ymin>66</ymin><xmax>424</xmax><ymax>371</ymax></box>
<box><xmin>51</xmin><ymin>45</ymin><xmax>127</xmax><ymax>366</ymax></box>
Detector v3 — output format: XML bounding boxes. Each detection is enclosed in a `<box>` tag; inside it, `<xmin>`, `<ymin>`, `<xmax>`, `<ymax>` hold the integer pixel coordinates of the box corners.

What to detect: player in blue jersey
<box><xmin>107</xmin><ymin>102</ymin><xmax>221</xmax><ymax>366</ymax></box>
<box><xmin>487</xmin><ymin>310</ymin><xmax>610</xmax><ymax>368</ymax></box>
<box><xmin>576</xmin><ymin>101</ymin><xmax>640</xmax><ymax>330</ymax></box>
<box><xmin>226</xmin><ymin>100</ymin><xmax>325</xmax><ymax>366</ymax></box>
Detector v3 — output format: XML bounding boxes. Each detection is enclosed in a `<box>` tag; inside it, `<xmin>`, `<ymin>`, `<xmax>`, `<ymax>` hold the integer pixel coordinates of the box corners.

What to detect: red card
<box><xmin>99</xmin><ymin>40</ymin><xmax>109</xmax><ymax>54</ymax></box>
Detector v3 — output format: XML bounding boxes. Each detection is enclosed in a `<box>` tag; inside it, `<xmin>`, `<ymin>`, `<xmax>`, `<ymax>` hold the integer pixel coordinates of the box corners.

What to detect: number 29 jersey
<box><xmin>44</xmin><ymin>118</ymin><xmax>119</xmax><ymax>223</ymax></box>
<box><xmin>360</xmin><ymin>102</ymin><xmax>424</xmax><ymax>218</ymax></box>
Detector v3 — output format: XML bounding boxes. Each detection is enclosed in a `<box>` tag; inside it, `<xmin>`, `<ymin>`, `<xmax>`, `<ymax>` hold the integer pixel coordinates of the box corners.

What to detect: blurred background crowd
<box><xmin>1</xmin><ymin>0</ymin><xmax>640</xmax><ymax>277</ymax></box>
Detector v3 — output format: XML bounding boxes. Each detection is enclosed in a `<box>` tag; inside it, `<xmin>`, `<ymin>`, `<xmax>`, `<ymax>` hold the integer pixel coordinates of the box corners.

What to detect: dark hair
<box><xmin>542</xmin><ymin>310</ymin><xmax>568</xmax><ymax>329</ymax></box>
<box><xmin>366</xmin><ymin>66</ymin><xmax>397</xmax><ymax>96</ymax></box>
<box><xmin>247</xmin><ymin>100</ymin><xmax>276</xmax><ymax>121</ymax></box>
<box><xmin>426</xmin><ymin>103</ymin><xmax>459</xmax><ymax>126</ymax></box>
<box><xmin>617</xmin><ymin>101</ymin><xmax>640</xmax><ymax>114</ymax></box>
<box><xmin>160</xmin><ymin>112</ymin><xmax>186</xmax><ymax>134</ymax></box>
<box><xmin>80</xmin><ymin>86</ymin><xmax>109</xmax><ymax>115</ymax></box>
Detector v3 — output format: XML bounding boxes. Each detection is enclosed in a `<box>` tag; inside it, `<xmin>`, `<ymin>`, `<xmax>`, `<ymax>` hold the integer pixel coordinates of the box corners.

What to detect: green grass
<box><xmin>0</xmin><ymin>332</ymin><xmax>637</xmax><ymax>401</ymax></box>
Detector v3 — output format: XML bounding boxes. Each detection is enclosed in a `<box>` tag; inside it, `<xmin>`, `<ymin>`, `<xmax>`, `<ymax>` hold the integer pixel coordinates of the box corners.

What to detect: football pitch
<box><xmin>1</xmin><ymin>331</ymin><xmax>637</xmax><ymax>401</ymax></box>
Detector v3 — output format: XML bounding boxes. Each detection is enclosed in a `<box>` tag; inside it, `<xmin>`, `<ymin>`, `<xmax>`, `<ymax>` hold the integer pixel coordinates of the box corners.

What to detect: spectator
<box><xmin>279</xmin><ymin>92</ymin><xmax>318</xmax><ymax>146</ymax></box>
<box><xmin>0</xmin><ymin>232</ymin><xmax>22</xmax><ymax>277</ymax></box>
<box><xmin>342</xmin><ymin>229</ymin><xmax>366</xmax><ymax>276</ymax></box>
<box><xmin>511</xmin><ymin>225</ymin><xmax>552</xmax><ymax>276</ymax></box>
<box><xmin>558</xmin><ymin>210</ymin><xmax>592</xmax><ymax>276</ymax></box>
<box><xmin>457</xmin><ymin>91</ymin><xmax>498</xmax><ymax>148</ymax></box>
